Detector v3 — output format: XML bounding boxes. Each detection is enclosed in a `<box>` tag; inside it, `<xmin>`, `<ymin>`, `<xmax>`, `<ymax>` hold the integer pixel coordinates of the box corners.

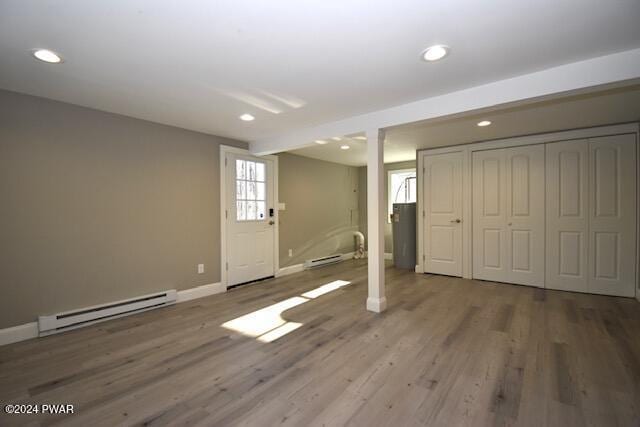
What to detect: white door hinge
<box><xmin>225</xmin><ymin>210</ymin><xmax>228</xmax><ymax>219</ymax></box>
<box><xmin>225</xmin><ymin>157</ymin><xmax>227</xmax><ymax>166</ymax></box>
<box><xmin>225</xmin><ymin>262</ymin><xmax>228</xmax><ymax>271</ymax></box>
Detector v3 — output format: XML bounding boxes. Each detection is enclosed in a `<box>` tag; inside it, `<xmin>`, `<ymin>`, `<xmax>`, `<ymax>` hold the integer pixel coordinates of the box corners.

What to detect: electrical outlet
<box><xmin>197</xmin><ymin>264</ymin><xmax>204</xmax><ymax>274</ymax></box>
<box><xmin>288</xmin><ymin>249</ymin><xmax>293</xmax><ymax>257</ymax></box>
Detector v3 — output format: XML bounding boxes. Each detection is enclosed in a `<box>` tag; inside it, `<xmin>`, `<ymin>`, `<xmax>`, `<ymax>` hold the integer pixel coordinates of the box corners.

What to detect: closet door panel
<box><xmin>505</xmin><ymin>145</ymin><xmax>545</xmax><ymax>286</ymax></box>
<box><xmin>545</xmin><ymin>140</ymin><xmax>589</xmax><ymax>292</ymax></box>
<box><xmin>588</xmin><ymin>134</ymin><xmax>636</xmax><ymax>297</ymax></box>
<box><xmin>473</xmin><ymin>149</ymin><xmax>507</xmax><ymax>282</ymax></box>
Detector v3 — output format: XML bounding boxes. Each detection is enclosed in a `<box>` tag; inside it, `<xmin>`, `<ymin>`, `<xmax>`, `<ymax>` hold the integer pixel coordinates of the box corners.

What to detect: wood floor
<box><xmin>1</xmin><ymin>260</ymin><xmax>639</xmax><ymax>426</ymax></box>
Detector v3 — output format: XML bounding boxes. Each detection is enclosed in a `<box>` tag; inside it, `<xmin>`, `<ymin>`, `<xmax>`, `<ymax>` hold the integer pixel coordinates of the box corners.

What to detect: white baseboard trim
<box><xmin>277</xmin><ymin>252</ymin><xmax>357</xmax><ymax>278</ymax></box>
<box><xmin>366</xmin><ymin>296</ymin><xmax>388</xmax><ymax>313</ymax></box>
<box><xmin>0</xmin><ymin>282</ymin><xmax>226</xmax><ymax>347</ymax></box>
<box><xmin>415</xmin><ymin>264</ymin><xmax>424</xmax><ymax>273</ymax></box>
<box><xmin>176</xmin><ymin>282</ymin><xmax>225</xmax><ymax>303</ymax></box>
<box><xmin>276</xmin><ymin>263</ymin><xmax>304</xmax><ymax>278</ymax></box>
<box><xmin>0</xmin><ymin>322</ymin><xmax>38</xmax><ymax>346</ymax></box>
<box><xmin>363</xmin><ymin>251</ymin><xmax>394</xmax><ymax>260</ymax></box>
<box><xmin>342</xmin><ymin>251</ymin><xmax>356</xmax><ymax>260</ymax></box>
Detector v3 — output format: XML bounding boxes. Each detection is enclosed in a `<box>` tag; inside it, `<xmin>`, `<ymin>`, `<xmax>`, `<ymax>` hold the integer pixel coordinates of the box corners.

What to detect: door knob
<box><xmin>508</xmin><ymin>222</ymin><xmax>512</xmax><ymax>226</ymax></box>
<box><xmin>450</xmin><ymin>219</ymin><xmax>461</xmax><ymax>223</ymax></box>
<box><xmin>268</xmin><ymin>220</ymin><xmax>275</xmax><ymax>225</ymax></box>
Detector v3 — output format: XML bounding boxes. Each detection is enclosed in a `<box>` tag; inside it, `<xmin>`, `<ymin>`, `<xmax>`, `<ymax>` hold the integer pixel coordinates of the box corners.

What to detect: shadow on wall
<box><xmin>285</xmin><ymin>224</ymin><xmax>360</xmax><ymax>266</ymax></box>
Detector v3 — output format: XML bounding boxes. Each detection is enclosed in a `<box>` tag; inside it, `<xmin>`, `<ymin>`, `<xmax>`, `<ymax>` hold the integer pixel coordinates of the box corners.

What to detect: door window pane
<box><xmin>235</xmin><ymin>158</ymin><xmax>267</xmax><ymax>221</ymax></box>
<box><xmin>247</xmin><ymin>161</ymin><xmax>256</xmax><ymax>181</ymax></box>
<box><xmin>236</xmin><ymin>201</ymin><xmax>246</xmax><ymax>221</ymax></box>
<box><xmin>256</xmin><ymin>182</ymin><xmax>265</xmax><ymax>201</ymax></box>
<box><xmin>247</xmin><ymin>181</ymin><xmax>257</xmax><ymax>200</ymax></box>
<box><xmin>256</xmin><ymin>163</ymin><xmax>265</xmax><ymax>182</ymax></box>
<box><xmin>246</xmin><ymin>201</ymin><xmax>256</xmax><ymax>220</ymax></box>
<box><xmin>236</xmin><ymin>160</ymin><xmax>246</xmax><ymax>179</ymax></box>
<box><xmin>236</xmin><ymin>180</ymin><xmax>246</xmax><ymax>200</ymax></box>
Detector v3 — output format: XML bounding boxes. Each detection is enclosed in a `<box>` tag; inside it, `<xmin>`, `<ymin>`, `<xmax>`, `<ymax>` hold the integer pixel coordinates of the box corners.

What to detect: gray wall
<box><xmin>358</xmin><ymin>160</ymin><xmax>417</xmax><ymax>253</ymax></box>
<box><xmin>278</xmin><ymin>153</ymin><xmax>360</xmax><ymax>267</ymax></box>
<box><xmin>0</xmin><ymin>90</ymin><xmax>246</xmax><ymax>328</ymax></box>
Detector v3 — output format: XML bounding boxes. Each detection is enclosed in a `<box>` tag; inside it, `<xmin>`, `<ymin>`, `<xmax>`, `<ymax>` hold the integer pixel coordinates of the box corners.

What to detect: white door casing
<box><xmin>472</xmin><ymin>145</ymin><xmax>545</xmax><ymax>287</ymax></box>
<box><xmin>225</xmin><ymin>151</ymin><xmax>276</xmax><ymax>286</ymax></box>
<box><xmin>423</xmin><ymin>151</ymin><xmax>463</xmax><ymax>276</ymax></box>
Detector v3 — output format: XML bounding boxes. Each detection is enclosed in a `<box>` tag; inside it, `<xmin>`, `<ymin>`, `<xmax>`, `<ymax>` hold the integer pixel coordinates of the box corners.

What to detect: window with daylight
<box><xmin>388</xmin><ymin>169</ymin><xmax>416</xmax><ymax>222</ymax></box>
<box><xmin>236</xmin><ymin>159</ymin><xmax>266</xmax><ymax>221</ymax></box>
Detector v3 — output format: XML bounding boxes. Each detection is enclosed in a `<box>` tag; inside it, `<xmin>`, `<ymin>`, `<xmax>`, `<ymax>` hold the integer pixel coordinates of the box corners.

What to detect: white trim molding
<box><xmin>176</xmin><ymin>282</ymin><xmax>226</xmax><ymax>303</ymax></box>
<box><xmin>0</xmin><ymin>322</ymin><xmax>38</xmax><ymax>346</ymax></box>
<box><xmin>0</xmin><ymin>281</ymin><xmax>226</xmax><ymax>347</ymax></box>
<box><xmin>276</xmin><ymin>263</ymin><xmax>304</xmax><ymax>278</ymax></box>
<box><xmin>276</xmin><ymin>252</ymin><xmax>357</xmax><ymax>278</ymax></box>
<box><xmin>364</xmin><ymin>251</ymin><xmax>393</xmax><ymax>260</ymax></box>
<box><xmin>366</xmin><ymin>297</ymin><xmax>388</xmax><ymax>313</ymax></box>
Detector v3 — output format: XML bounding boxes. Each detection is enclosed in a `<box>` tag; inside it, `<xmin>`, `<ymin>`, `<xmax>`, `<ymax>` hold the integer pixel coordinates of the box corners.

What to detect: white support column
<box><xmin>366</xmin><ymin>128</ymin><xmax>387</xmax><ymax>312</ymax></box>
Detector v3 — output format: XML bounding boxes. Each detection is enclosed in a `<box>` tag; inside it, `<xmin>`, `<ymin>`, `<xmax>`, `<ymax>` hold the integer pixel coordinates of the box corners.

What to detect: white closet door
<box><xmin>423</xmin><ymin>151</ymin><xmax>463</xmax><ymax>276</ymax></box>
<box><xmin>588</xmin><ymin>134</ymin><xmax>636</xmax><ymax>297</ymax></box>
<box><xmin>473</xmin><ymin>145</ymin><xmax>545</xmax><ymax>286</ymax></box>
<box><xmin>504</xmin><ymin>145</ymin><xmax>545</xmax><ymax>286</ymax></box>
<box><xmin>546</xmin><ymin>140</ymin><xmax>589</xmax><ymax>292</ymax></box>
<box><xmin>473</xmin><ymin>149</ymin><xmax>508</xmax><ymax>282</ymax></box>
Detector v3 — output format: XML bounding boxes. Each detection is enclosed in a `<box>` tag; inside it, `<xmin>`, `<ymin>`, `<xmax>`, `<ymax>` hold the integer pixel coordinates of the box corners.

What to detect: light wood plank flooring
<box><xmin>1</xmin><ymin>260</ymin><xmax>639</xmax><ymax>426</ymax></box>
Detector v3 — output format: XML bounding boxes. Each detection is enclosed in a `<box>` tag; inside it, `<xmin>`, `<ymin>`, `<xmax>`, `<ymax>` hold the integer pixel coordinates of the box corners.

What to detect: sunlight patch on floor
<box><xmin>221</xmin><ymin>280</ymin><xmax>351</xmax><ymax>343</ymax></box>
<box><xmin>301</xmin><ymin>280</ymin><xmax>350</xmax><ymax>299</ymax></box>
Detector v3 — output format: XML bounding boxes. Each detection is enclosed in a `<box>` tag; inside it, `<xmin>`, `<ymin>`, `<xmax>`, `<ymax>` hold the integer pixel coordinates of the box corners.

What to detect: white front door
<box><xmin>423</xmin><ymin>151</ymin><xmax>463</xmax><ymax>276</ymax></box>
<box><xmin>225</xmin><ymin>152</ymin><xmax>276</xmax><ymax>286</ymax></box>
<box><xmin>472</xmin><ymin>144</ymin><xmax>545</xmax><ymax>287</ymax></box>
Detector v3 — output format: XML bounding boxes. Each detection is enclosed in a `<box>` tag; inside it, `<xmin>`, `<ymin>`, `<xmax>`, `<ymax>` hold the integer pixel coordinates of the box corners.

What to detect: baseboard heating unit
<box><xmin>38</xmin><ymin>290</ymin><xmax>177</xmax><ymax>336</ymax></box>
<box><xmin>304</xmin><ymin>254</ymin><xmax>343</xmax><ymax>269</ymax></box>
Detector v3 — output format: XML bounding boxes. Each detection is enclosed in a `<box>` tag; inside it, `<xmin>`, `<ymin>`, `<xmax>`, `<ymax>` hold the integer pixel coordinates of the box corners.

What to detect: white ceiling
<box><xmin>290</xmin><ymin>85</ymin><xmax>640</xmax><ymax>166</ymax></box>
<box><xmin>1</xmin><ymin>1</ymin><xmax>639</xmax><ymax>143</ymax></box>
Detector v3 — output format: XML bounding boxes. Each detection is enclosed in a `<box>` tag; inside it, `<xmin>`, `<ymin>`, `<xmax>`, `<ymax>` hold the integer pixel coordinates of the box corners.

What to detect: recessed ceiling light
<box><xmin>32</xmin><ymin>49</ymin><xmax>62</xmax><ymax>64</ymax></box>
<box><xmin>239</xmin><ymin>114</ymin><xmax>255</xmax><ymax>121</ymax></box>
<box><xmin>315</xmin><ymin>140</ymin><xmax>327</xmax><ymax>145</ymax></box>
<box><xmin>421</xmin><ymin>45</ymin><xmax>450</xmax><ymax>62</ymax></box>
<box><xmin>340</xmin><ymin>145</ymin><xmax>350</xmax><ymax>150</ymax></box>
<box><xmin>331</xmin><ymin>137</ymin><xmax>342</xmax><ymax>141</ymax></box>
<box><xmin>477</xmin><ymin>120</ymin><xmax>492</xmax><ymax>127</ymax></box>
<box><xmin>353</xmin><ymin>136</ymin><xmax>367</xmax><ymax>141</ymax></box>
